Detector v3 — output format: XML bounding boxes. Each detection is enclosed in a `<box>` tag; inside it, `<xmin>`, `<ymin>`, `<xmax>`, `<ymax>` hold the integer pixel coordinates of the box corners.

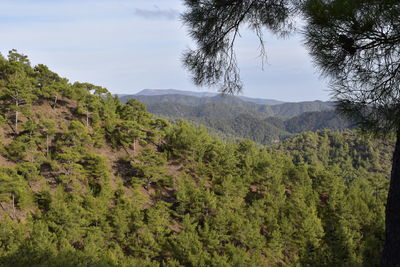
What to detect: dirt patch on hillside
<box><xmin>0</xmin><ymin>154</ymin><xmax>16</xmax><ymax>168</ymax></box>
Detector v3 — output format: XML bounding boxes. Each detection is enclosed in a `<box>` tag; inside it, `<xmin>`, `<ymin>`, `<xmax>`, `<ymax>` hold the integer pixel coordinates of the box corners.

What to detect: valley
<box><xmin>120</xmin><ymin>89</ymin><xmax>354</xmax><ymax>144</ymax></box>
<box><xmin>0</xmin><ymin>53</ymin><xmax>390</xmax><ymax>266</ymax></box>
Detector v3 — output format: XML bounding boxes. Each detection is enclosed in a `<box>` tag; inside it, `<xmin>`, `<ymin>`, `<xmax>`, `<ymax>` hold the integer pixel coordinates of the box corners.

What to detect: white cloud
<box><xmin>133</xmin><ymin>6</ymin><xmax>180</xmax><ymax>20</ymax></box>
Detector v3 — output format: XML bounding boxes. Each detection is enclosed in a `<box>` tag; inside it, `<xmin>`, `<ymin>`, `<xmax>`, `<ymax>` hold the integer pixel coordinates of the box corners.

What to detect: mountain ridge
<box><xmin>122</xmin><ymin>93</ymin><xmax>334</xmax><ymax>118</ymax></box>
<box><xmin>118</xmin><ymin>91</ymin><xmax>348</xmax><ymax>145</ymax></box>
<box><xmin>126</xmin><ymin>88</ymin><xmax>285</xmax><ymax>105</ymax></box>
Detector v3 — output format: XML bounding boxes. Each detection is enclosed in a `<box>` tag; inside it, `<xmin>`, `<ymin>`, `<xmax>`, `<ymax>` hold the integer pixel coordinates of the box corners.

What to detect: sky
<box><xmin>0</xmin><ymin>0</ymin><xmax>331</xmax><ymax>102</ymax></box>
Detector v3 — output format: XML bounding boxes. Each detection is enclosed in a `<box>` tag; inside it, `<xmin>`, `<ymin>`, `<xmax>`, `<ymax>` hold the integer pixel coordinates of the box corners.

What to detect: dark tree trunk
<box><xmin>382</xmin><ymin>129</ymin><xmax>400</xmax><ymax>267</ymax></box>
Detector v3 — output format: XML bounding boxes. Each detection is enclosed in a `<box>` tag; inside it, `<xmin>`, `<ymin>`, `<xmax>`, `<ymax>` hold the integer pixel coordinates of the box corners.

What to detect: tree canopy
<box><xmin>182</xmin><ymin>0</ymin><xmax>400</xmax><ymax>265</ymax></box>
<box><xmin>0</xmin><ymin>50</ymin><xmax>393</xmax><ymax>266</ymax></box>
<box><xmin>182</xmin><ymin>0</ymin><xmax>300</xmax><ymax>93</ymax></box>
<box><xmin>303</xmin><ymin>0</ymin><xmax>400</xmax><ymax>133</ymax></box>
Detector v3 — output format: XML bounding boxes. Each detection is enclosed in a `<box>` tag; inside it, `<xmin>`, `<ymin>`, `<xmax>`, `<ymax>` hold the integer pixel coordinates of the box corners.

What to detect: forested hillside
<box><xmin>129</xmin><ymin>95</ymin><xmax>350</xmax><ymax>144</ymax></box>
<box><xmin>0</xmin><ymin>51</ymin><xmax>392</xmax><ymax>266</ymax></box>
<box><xmin>284</xmin><ymin>110</ymin><xmax>356</xmax><ymax>133</ymax></box>
<box><xmin>129</xmin><ymin>93</ymin><xmax>333</xmax><ymax>117</ymax></box>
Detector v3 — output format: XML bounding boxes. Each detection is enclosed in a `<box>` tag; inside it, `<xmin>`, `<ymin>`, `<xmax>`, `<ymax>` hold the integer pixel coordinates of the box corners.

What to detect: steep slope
<box><xmin>143</xmin><ymin>99</ymin><xmax>349</xmax><ymax>144</ymax></box>
<box><xmin>146</xmin><ymin>101</ymin><xmax>264</xmax><ymax>120</ymax></box>
<box><xmin>270</xmin><ymin>100</ymin><xmax>335</xmax><ymax>117</ymax></box>
<box><xmin>285</xmin><ymin>110</ymin><xmax>355</xmax><ymax>133</ymax></box>
<box><xmin>121</xmin><ymin>93</ymin><xmax>339</xmax><ymax>145</ymax></box>
<box><xmin>145</xmin><ymin>102</ymin><xmax>290</xmax><ymax>143</ymax></box>
<box><xmin>0</xmin><ymin>51</ymin><xmax>390</xmax><ymax>267</ymax></box>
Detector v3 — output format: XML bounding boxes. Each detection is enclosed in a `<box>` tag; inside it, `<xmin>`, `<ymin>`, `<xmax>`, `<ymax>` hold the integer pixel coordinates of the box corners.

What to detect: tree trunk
<box><xmin>12</xmin><ymin>194</ymin><xmax>16</xmax><ymax>219</ymax></box>
<box><xmin>123</xmin><ymin>147</ymin><xmax>129</xmax><ymax>155</ymax></box>
<box><xmin>53</xmin><ymin>95</ymin><xmax>58</xmax><ymax>109</ymax></box>
<box><xmin>382</xmin><ymin>129</ymin><xmax>400</xmax><ymax>267</ymax></box>
<box><xmin>146</xmin><ymin>178</ymin><xmax>152</xmax><ymax>191</ymax></box>
<box><xmin>15</xmin><ymin>104</ymin><xmax>18</xmax><ymax>134</ymax></box>
<box><xmin>15</xmin><ymin>92</ymin><xmax>19</xmax><ymax>134</ymax></box>
<box><xmin>86</xmin><ymin>111</ymin><xmax>89</xmax><ymax>127</ymax></box>
<box><xmin>46</xmin><ymin>134</ymin><xmax>49</xmax><ymax>157</ymax></box>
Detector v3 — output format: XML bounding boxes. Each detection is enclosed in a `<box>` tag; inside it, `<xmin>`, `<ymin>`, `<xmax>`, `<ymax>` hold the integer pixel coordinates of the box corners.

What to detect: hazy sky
<box><xmin>0</xmin><ymin>0</ymin><xmax>331</xmax><ymax>102</ymax></box>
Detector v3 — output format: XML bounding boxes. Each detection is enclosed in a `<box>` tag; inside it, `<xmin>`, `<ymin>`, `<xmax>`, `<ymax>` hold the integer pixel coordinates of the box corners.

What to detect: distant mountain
<box><xmin>146</xmin><ymin>101</ymin><xmax>264</xmax><ymax>120</ymax></box>
<box><xmin>269</xmin><ymin>101</ymin><xmax>335</xmax><ymax>117</ymax></box>
<box><xmin>131</xmin><ymin>94</ymin><xmax>275</xmax><ymax>114</ymax></box>
<box><xmin>145</xmin><ymin>101</ymin><xmax>291</xmax><ymax>144</ymax></box>
<box><xmin>135</xmin><ymin>89</ymin><xmax>218</xmax><ymax>98</ymax></box>
<box><xmin>124</xmin><ymin>93</ymin><xmax>333</xmax><ymax>118</ymax></box>
<box><xmin>123</xmin><ymin>89</ymin><xmax>284</xmax><ymax>106</ymax></box>
<box><xmin>284</xmin><ymin>110</ymin><xmax>355</xmax><ymax>133</ymax></box>
<box><xmin>117</xmin><ymin>90</ymin><xmax>349</xmax><ymax>145</ymax></box>
<box><xmin>238</xmin><ymin>95</ymin><xmax>284</xmax><ymax>105</ymax></box>
<box><xmin>141</xmin><ymin>101</ymin><xmax>349</xmax><ymax>144</ymax></box>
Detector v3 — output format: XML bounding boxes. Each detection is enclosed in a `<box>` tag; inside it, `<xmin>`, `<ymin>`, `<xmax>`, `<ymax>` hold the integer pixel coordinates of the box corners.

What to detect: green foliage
<box><xmin>16</xmin><ymin>162</ymin><xmax>40</xmax><ymax>181</ymax></box>
<box><xmin>3</xmin><ymin>135</ymin><xmax>38</xmax><ymax>162</ymax></box>
<box><xmin>303</xmin><ymin>0</ymin><xmax>400</xmax><ymax>134</ymax></box>
<box><xmin>165</xmin><ymin>120</ymin><xmax>211</xmax><ymax>161</ymax></box>
<box><xmin>0</xmin><ymin>51</ymin><xmax>392</xmax><ymax>266</ymax></box>
<box><xmin>109</xmin><ymin>121</ymin><xmax>146</xmax><ymax>151</ymax></box>
<box><xmin>182</xmin><ymin>0</ymin><xmax>296</xmax><ymax>93</ymax></box>
<box><xmin>0</xmin><ymin>168</ymin><xmax>32</xmax><ymax>209</ymax></box>
<box><xmin>119</xmin><ymin>98</ymin><xmax>152</xmax><ymax>124</ymax></box>
<box><xmin>131</xmin><ymin>94</ymin><xmax>352</xmax><ymax>145</ymax></box>
<box><xmin>132</xmin><ymin>146</ymin><xmax>168</xmax><ymax>189</ymax></box>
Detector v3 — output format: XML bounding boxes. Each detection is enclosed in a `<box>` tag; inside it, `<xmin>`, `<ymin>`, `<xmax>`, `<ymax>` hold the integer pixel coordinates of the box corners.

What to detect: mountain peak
<box><xmin>135</xmin><ymin>89</ymin><xmax>218</xmax><ymax>98</ymax></box>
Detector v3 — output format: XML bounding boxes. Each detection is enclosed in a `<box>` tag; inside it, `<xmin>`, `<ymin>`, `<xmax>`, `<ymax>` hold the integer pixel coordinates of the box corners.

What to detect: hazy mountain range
<box><xmin>130</xmin><ymin>88</ymin><xmax>285</xmax><ymax>105</ymax></box>
<box><xmin>118</xmin><ymin>89</ymin><xmax>354</xmax><ymax>144</ymax></box>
